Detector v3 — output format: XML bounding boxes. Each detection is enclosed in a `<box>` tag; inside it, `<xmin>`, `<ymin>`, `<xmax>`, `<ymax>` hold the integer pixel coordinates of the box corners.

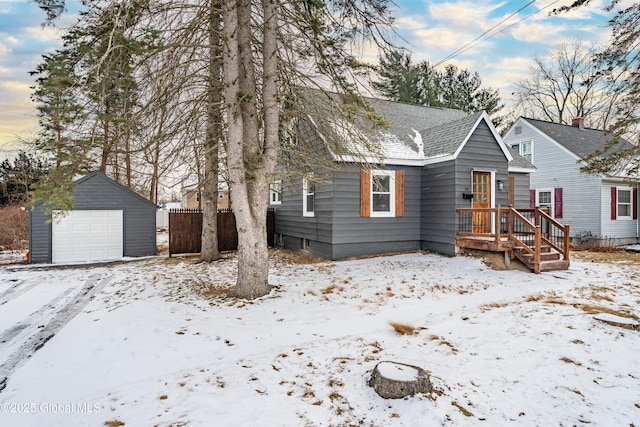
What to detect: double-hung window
<box><xmin>370</xmin><ymin>170</ymin><xmax>395</xmax><ymax>217</ymax></box>
<box><xmin>269</xmin><ymin>180</ymin><xmax>282</xmax><ymax>205</ymax></box>
<box><xmin>617</xmin><ymin>187</ymin><xmax>632</xmax><ymax>219</ymax></box>
<box><xmin>509</xmin><ymin>140</ymin><xmax>532</xmax><ymax>163</ymax></box>
<box><xmin>360</xmin><ymin>169</ymin><xmax>404</xmax><ymax>218</ymax></box>
<box><xmin>303</xmin><ymin>178</ymin><xmax>315</xmax><ymax>217</ymax></box>
<box><xmin>537</xmin><ymin>190</ymin><xmax>552</xmax><ymax>214</ymax></box>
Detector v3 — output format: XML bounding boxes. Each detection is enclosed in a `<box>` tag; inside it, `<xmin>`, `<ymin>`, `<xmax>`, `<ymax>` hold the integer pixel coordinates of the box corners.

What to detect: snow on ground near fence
<box><xmin>0</xmin><ymin>250</ymin><xmax>639</xmax><ymax>426</ymax></box>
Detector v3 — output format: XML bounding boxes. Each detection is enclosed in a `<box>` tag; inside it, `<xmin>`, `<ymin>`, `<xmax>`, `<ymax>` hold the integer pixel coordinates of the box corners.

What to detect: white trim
<box><xmin>369</xmin><ymin>170</ymin><xmax>396</xmax><ymax>218</ymax></box>
<box><xmin>604</xmin><ymin>176</ymin><xmax>640</xmax><ymax>183</ymax></box>
<box><xmin>617</xmin><ymin>186</ymin><xmax>633</xmax><ymax>219</ymax></box>
<box><xmin>470</xmin><ymin>169</ymin><xmax>496</xmax><ymax>233</ymax></box>
<box><xmin>269</xmin><ymin>180</ymin><xmax>282</xmax><ymax>205</ymax></box>
<box><xmin>302</xmin><ymin>178</ymin><xmax>315</xmax><ymax>217</ymax></box>
<box><xmin>536</xmin><ymin>188</ymin><xmax>554</xmax><ymax>217</ymax></box>
<box><xmin>508</xmin><ymin>166</ymin><xmax>537</xmax><ymax>173</ymax></box>
<box><xmin>508</xmin><ymin>138</ymin><xmax>533</xmax><ymax>164</ymax></box>
<box><xmin>453</xmin><ymin>112</ymin><xmax>514</xmax><ymax>163</ymax></box>
<box><xmin>332</xmin><ymin>154</ymin><xmax>425</xmax><ymax>166</ymax></box>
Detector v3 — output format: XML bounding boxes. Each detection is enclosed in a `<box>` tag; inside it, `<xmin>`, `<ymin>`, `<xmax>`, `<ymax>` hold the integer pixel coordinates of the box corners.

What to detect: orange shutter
<box><xmin>395</xmin><ymin>170</ymin><xmax>404</xmax><ymax>217</ymax></box>
<box><xmin>360</xmin><ymin>169</ymin><xmax>370</xmax><ymax>217</ymax></box>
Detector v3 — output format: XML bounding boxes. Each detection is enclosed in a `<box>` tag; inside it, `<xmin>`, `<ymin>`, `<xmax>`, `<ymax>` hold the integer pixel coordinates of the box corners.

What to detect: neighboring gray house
<box><xmin>29</xmin><ymin>171</ymin><xmax>157</xmax><ymax>264</ymax></box>
<box><xmin>504</xmin><ymin>117</ymin><xmax>639</xmax><ymax>245</ymax></box>
<box><xmin>272</xmin><ymin>96</ymin><xmax>535</xmax><ymax>260</ymax></box>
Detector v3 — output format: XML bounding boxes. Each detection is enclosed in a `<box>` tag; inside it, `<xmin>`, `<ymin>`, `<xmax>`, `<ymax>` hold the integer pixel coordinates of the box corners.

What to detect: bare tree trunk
<box><xmin>201</xmin><ymin>0</ymin><xmax>221</xmax><ymax>262</ymax></box>
<box><xmin>100</xmin><ymin>118</ymin><xmax>109</xmax><ymax>174</ymax></box>
<box><xmin>125</xmin><ymin>125</ymin><xmax>132</xmax><ymax>188</ymax></box>
<box><xmin>223</xmin><ymin>0</ymin><xmax>278</xmax><ymax>299</ymax></box>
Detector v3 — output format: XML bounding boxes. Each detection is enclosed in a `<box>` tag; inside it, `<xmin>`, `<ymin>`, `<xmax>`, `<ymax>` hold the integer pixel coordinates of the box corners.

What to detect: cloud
<box><xmin>412</xmin><ymin>26</ymin><xmax>498</xmax><ymax>63</ymax></box>
<box><xmin>23</xmin><ymin>25</ymin><xmax>64</xmax><ymax>42</ymax></box>
<box><xmin>394</xmin><ymin>16</ymin><xmax>425</xmax><ymax>31</ymax></box>
<box><xmin>0</xmin><ymin>80</ymin><xmax>38</xmax><ymax>148</ymax></box>
<box><xmin>428</xmin><ymin>1</ymin><xmax>503</xmax><ymax>33</ymax></box>
<box><xmin>0</xmin><ymin>42</ymin><xmax>8</xmax><ymax>56</ymax></box>
<box><xmin>400</xmin><ymin>1</ymin><xmax>520</xmax><ymax>66</ymax></box>
<box><xmin>510</xmin><ymin>21</ymin><xmax>567</xmax><ymax>44</ymax></box>
<box><xmin>1</xmin><ymin>80</ymin><xmax>33</xmax><ymax>98</ymax></box>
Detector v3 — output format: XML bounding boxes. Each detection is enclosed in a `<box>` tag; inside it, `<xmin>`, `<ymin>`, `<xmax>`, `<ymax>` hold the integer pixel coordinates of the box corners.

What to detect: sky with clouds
<box><xmin>0</xmin><ymin>0</ymin><xmax>617</xmax><ymax>160</ymax></box>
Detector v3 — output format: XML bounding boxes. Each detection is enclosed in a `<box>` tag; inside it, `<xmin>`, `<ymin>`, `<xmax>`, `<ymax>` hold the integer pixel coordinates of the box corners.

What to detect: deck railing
<box><xmin>457</xmin><ymin>206</ymin><xmax>570</xmax><ymax>272</ymax></box>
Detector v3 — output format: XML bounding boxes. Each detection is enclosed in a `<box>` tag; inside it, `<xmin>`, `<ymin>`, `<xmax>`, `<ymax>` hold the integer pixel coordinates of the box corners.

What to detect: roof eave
<box><xmin>451</xmin><ymin>112</ymin><xmax>514</xmax><ymax>162</ymax></box>
<box><xmin>508</xmin><ymin>166</ymin><xmax>536</xmax><ymax>174</ymax></box>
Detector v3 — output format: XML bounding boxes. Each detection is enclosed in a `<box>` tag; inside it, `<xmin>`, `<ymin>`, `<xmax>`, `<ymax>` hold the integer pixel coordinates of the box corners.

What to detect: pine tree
<box><xmin>374</xmin><ymin>49</ymin><xmax>503</xmax><ymax>126</ymax></box>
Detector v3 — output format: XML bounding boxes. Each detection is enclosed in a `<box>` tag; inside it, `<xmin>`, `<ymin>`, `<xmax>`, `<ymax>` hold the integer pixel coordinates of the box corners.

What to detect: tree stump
<box><xmin>368</xmin><ymin>361</ymin><xmax>432</xmax><ymax>399</ymax></box>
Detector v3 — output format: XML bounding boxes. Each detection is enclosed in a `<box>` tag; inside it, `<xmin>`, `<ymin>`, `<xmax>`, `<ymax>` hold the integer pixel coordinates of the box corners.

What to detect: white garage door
<box><xmin>52</xmin><ymin>210</ymin><xmax>123</xmax><ymax>264</ymax></box>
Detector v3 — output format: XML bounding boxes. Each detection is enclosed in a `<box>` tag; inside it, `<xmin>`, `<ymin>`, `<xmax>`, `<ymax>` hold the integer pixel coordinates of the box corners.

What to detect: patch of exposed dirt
<box><xmin>270</xmin><ymin>248</ymin><xmax>329</xmax><ymax>265</ymax></box>
<box><xmin>459</xmin><ymin>249</ymin><xmax>531</xmax><ymax>272</ymax></box>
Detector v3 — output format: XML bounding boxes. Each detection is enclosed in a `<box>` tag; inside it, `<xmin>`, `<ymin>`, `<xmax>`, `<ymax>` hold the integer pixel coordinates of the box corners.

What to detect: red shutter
<box><xmin>611</xmin><ymin>186</ymin><xmax>617</xmax><ymax>220</ymax></box>
<box><xmin>633</xmin><ymin>187</ymin><xmax>638</xmax><ymax>220</ymax></box>
<box><xmin>529</xmin><ymin>189</ymin><xmax>535</xmax><ymax>208</ymax></box>
<box><xmin>395</xmin><ymin>170</ymin><xmax>405</xmax><ymax>218</ymax></box>
<box><xmin>360</xmin><ymin>170</ymin><xmax>370</xmax><ymax>217</ymax></box>
<box><xmin>554</xmin><ymin>188</ymin><xmax>563</xmax><ymax>219</ymax></box>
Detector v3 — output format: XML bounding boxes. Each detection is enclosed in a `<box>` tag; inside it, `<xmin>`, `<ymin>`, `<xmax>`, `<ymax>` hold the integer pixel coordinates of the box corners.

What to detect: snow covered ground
<box><xmin>0</xmin><ymin>249</ymin><xmax>639</xmax><ymax>426</ymax></box>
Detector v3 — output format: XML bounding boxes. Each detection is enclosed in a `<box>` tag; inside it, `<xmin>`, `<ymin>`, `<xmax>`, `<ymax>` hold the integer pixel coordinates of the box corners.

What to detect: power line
<box><xmin>433</xmin><ymin>0</ymin><xmax>561</xmax><ymax>68</ymax></box>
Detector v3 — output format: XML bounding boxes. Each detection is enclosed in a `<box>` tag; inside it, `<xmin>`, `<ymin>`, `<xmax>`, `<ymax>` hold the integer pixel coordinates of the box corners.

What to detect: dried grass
<box><xmin>560</xmin><ymin>356</ymin><xmax>582</xmax><ymax>366</ymax></box>
<box><xmin>479</xmin><ymin>301</ymin><xmax>511</xmax><ymax>311</ymax></box>
<box><xmin>389</xmin><ymin>321</ymin><xmax>419</xmax><ymax>335</ymax></box>
<box><xmin>428</xmin><ymin>334</ymin><xmax>458</xmax><ymax>353</ymax></box>
<box><xmin>328</xmin><ymin>391</ymin><xmax>343</xmax><ymax>402</ymax></box>
<box><xmin>451</xmin><ymin>401</ymin><xmax>473</xmax><ymax>417</ymax></box>
<box><xmin>271</xmin><ymin>248</ymin><xmax>327</xmax><ymax>264</ymax></box>
<box><xmin>104</xmin><ymin>421</ymin><xmax>125</xmax><ymax>427</ymax></box>
<box><xmin>321</xmin><ymin>283</ymin><xmax>344</xmax><ymax>294</ymax></box>
<box><xmin>574</xmin><ymin>304</ymin><xmax>639</xmax><ymax>321</ymax></box>
<box><xmin>572</xmin><ymin>249</ymin><xmax>640</xmax><ymax>263</ymax></box>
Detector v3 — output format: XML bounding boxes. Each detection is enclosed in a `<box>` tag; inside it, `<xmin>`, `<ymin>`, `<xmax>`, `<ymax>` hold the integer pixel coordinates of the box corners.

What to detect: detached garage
<box><xmin>29</xmin><ymin>172</ymin><xmax>157</xmax><ymax>264</ymax></box>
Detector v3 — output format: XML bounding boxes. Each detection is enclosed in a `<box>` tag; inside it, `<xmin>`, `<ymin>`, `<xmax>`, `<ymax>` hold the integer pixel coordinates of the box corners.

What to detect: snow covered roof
<box><xmin>301</xmin><ymin>90</ymin><xmax>530</xmax><ymax>171</ymax></box>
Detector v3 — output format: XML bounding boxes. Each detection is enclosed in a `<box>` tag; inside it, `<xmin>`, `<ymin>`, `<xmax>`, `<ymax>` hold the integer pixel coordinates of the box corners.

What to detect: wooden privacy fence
<box><xmin>169</xmin><ymin>208</ymin><xmax>275</xmax><ymax>256</ymax></box>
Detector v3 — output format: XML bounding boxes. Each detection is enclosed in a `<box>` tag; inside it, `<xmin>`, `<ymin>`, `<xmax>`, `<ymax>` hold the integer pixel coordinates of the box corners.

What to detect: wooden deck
<box><xmin>456</xmin><ymin>206</ymin><xmax>570</xmax><ymax>273</ymax></box>
<box><xmin>456</xmin><ymin>235</ymin><xmax>513</xmax><ymax>252</ymax></box>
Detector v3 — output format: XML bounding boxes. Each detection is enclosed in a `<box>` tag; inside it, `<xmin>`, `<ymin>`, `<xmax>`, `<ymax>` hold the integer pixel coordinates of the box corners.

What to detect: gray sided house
<box><xmin>273</xmin><ymin>97</ymin><xmax>535</xmax><ymax>260</ymax></box>
<box><xmin>29</xmin><ymin>171</ymin><xmax>157</xmax><ymax>264</ymax></box>
<box><xmin>504</xmin><ymin>117</ymin><xmax>640</xmax><ymax>245</ymax></box>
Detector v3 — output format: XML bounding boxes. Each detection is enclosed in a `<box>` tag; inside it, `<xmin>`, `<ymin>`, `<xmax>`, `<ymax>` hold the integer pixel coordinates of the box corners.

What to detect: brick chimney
<box><xmin>571</xmin><ymin>117</ymin><xmax>585</xmax><ymax>129</ymax></box>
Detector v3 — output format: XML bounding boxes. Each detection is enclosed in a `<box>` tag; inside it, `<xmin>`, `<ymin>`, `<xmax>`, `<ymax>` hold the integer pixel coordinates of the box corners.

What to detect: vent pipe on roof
<box><xmin>571</xmin><ymin>117</ymin><xmax>585</xmax><ymax>129</ymax></box>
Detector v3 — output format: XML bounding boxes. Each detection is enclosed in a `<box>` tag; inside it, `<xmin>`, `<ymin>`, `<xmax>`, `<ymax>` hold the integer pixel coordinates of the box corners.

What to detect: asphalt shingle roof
<box><xmin>300</xmin><ymin>89</ymin><xmax>533</xmax><ymax>170</ymax></box>
<box><xmin>419</xmin><ymin>111</ymin><xmax>483</xmax><ymax>158</ymax></box>
<box><xmin>364</xmin><ymin>97</ymin><xmax>469</xmax><ymax>150</ymax></box>
<box><xmin>523</xmin><ymin>118</ymin><xmax>634</xmax><ymax>159</ymax></box>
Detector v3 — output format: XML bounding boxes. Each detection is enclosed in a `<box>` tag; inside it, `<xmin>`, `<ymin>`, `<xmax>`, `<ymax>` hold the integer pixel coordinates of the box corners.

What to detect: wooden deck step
<box><xmin>512</xmin><ymin>248</ymin><xmax>569</xmax><ymax>273</ymax></box>
<box><xmin>514</xmin><ymin>249</ymin><xmax>561</xmax><ymax>262</ymax></box>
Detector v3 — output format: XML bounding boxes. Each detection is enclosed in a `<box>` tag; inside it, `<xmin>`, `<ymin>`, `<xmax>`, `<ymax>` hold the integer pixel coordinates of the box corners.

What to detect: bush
<box><xmin>0</xmin><ymin>204</ymin><xmax>29</xmax><ymax>250</ymax></box>
<box><xmin>571</xmin><ymin>236</ymin><xmax>624</xmax><ymax>253</ymax></box>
